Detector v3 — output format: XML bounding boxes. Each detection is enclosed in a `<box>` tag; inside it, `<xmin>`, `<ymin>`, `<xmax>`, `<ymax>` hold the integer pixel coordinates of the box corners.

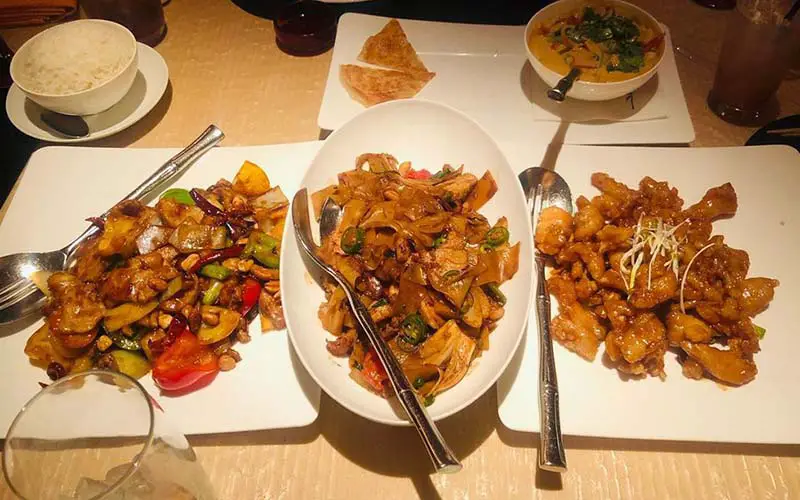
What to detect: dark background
<box><xmin>1</xmin><ymin>87</ymin><xmax>37</xmax><ymax>206</ymax></box>
<box><xmin>233</xmin><ymin>0</ymin><xmax>549</xmax><ymax>25</ymax></box>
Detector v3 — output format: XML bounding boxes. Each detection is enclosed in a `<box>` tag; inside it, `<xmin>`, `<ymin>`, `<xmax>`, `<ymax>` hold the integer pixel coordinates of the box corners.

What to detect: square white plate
<box><xmin>0</xmin><ymin>142</ymin><xmax>323</xmax><ymax>436</ymax></box>
<box><xmin>497</xmin><ymin>144</ymin><xmax>800</xmax><ymax>444</ymax></box>
<box><xmin>319</xmin><ymin>13</ymin><xmax>695</xmax><ymax>145</ymax></box>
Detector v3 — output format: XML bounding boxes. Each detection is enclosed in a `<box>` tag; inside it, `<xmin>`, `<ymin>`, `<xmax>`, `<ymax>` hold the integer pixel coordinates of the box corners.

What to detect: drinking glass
<box><xmin>81</xmin><ymin>0</ymin><xmax>167</xmax><ymax>47</ymax></box>
<box><xmin>707</xmin><ymin>0</ymin><xmax>800</xmax><ymax>125</ymax></box>
<box><xmin>3</xmin><ymin>370</ymin><xmax>216</xmax><ymax>500</ymax></box>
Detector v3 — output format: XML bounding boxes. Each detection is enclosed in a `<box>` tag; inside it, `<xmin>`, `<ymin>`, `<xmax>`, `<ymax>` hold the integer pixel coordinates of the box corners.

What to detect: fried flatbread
<box><xmin>340</xmin><ymin>64</ymin><xmax>434</xmax><ymax>107</ymax></box>
<box><xmin>357</xmin><ymin>19</ymin><xmax>434</xmax><ymax>77</ymax></box>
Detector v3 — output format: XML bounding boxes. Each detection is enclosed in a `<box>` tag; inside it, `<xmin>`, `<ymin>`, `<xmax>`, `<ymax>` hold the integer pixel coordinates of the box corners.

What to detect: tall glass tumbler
<box><xmin>707</xmin><ymin>0</ymin><xmax>800</xmax><ymax>125</ymax></box>
<box><xmin>3</xmin><ymin>371</ymin><xmax>216</xmax><ymax>500</ymax></box>
<box><xmin>81</xmin><ymin>0</ymin><xmax>167</xmax><ymax>47</ymax></box>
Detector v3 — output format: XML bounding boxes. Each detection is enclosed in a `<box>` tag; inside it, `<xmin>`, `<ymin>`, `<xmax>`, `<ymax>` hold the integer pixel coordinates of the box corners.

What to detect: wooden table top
<box><xmin>1</xmin><ymin>1</ymin><xmax>799</xmax><ymax>499</ymax></box>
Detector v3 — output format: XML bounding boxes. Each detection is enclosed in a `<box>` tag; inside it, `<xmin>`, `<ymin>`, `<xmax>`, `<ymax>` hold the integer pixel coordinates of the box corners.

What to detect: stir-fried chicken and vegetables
<box><xmin>25</xmin><ymin>161</ymin><xmax>288</xmax><ymax>391</ymax></box>
<box><xmin>312</xmin><ymin>154</ymin><xmax>520</xmax><ymax>405</ymax></box>
<box><xmin>535</xmin><ymin>173</ymin><xmax>778</xmax><ymax>386</ymax></box>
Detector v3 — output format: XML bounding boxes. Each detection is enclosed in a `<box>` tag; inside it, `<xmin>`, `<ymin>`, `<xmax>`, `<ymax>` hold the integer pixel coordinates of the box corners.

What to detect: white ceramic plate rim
<box><xmin>283</xmin><ymin>99</ymin><xmax>534</xmax><ymax>425</ymax></box>
<box><xmin>4</xmin><ymin>42</ymin><xmax>168</xmax><ymax>143</ymax></box>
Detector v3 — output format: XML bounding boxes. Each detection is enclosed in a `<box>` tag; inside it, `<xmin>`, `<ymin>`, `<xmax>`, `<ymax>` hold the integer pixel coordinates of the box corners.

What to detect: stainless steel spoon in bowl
<box><xmin>292</xmin><ymin>188</ymin><xmax>462</xmax><ymax>475</ymax></box>
<box><xmin>547</xmin><ymin>68</ymin><xmax>581</xmax><ymax>102</ymax></box>
<box><xmin>519</xmin><ymin>167</ymin><xmax>573</xmax><ymax>473</ymax></box>
<box><xmin>0</xmin><ymin>124</ymin><xmax>225</xmax><ymax>326</ymax></box>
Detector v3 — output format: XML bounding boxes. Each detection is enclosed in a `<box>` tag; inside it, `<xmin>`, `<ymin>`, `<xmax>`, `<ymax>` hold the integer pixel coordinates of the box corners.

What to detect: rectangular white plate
<box><xmin>0</xmin><ymin>142</ymin><xmax>323</xmax><ymax>436</ymax></box>
<box><xmin>319</xmin><ymin>13</ymin><xmax>695</xmax><ymax>145</ymax></box>
<box><xmin>497</xmin><ymin>144</ymin><xmax>800</xmax><ymax>444</ymax></box>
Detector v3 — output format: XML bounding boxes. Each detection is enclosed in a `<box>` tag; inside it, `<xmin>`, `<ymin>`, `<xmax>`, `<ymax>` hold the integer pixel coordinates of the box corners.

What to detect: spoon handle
<box><xmin>347</xmin><ymin>287</ymin><xmax>462</xmax><ymax>474</ymax></box>
<box><xmin>547</xmin><ymin>68</ymin><xmax>581</xmax><ymax>102</ymax></box>
<box><xmin>291</xmin><ymin>190</ymin><xmax>461</xmax><ymax>474</ymax></box>
<box><xmin>62</xmin><ymin>125</ymin><xmax>225</xmax><ymax>256</ymax></box>
<box><xmin>536</xmin><ymin>254</ymin><xmax>567</xmax><ymax>472</ymax></box>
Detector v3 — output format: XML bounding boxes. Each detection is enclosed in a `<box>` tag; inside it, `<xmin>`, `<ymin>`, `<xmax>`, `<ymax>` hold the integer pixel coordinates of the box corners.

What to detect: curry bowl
<box><xmin>281</xmin><ymin>100</ymin><xmax>534</xmax><ymax>425</ymax></box>
<box><xmin>525</xmin><ymin>0</ymin><xmax>665</xmax><ymax>101</ymax></box>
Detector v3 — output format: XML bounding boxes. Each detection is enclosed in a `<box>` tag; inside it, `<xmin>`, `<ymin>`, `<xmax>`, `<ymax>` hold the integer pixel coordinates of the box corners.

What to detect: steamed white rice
<box><xmin>15</xmin><ymin>21</ymin><xmax>135</xmax><ymax>96</ymax></box>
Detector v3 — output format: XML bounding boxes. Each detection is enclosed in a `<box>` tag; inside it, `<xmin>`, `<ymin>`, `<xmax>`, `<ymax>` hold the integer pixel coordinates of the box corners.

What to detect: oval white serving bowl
<box><xmin>281</xmin><ymin>99</ymin><xmax>534</xmax><ymax>425</ymax></box>
<box><xmin>524</xmin><ymin>0</ymin><xmax>665</xmax><ymax>101</ymax></box>
<box><xmin>10</xmin><ymin>19</ymin><xmax>138</xmax><ymax>116</ymax></box>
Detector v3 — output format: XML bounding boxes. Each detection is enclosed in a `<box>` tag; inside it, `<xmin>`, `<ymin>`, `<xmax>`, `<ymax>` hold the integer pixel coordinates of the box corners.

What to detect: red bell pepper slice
<box><xmin>240</xmin><ymin>278</ymin><xmax>261</xmax><ymax>317</ymax></box>
<box><xmin>404</xmin><ymin>168</ymin><xmax>432</xmax><ymax>180</ymax></box>
<box><xmin>361</xmin><ymin>348</ymin><xmax>388</xmax><ymax>393</ymax></box>
<box><xmin>152</xmin><ymin>329</ymin><xmax>219</xmax><ymax>392</ymax></box>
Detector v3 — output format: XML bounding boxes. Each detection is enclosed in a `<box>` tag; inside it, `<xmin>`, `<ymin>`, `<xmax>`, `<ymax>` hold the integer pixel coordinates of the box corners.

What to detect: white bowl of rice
<box><xmin>10</xmin><ymin>19</ymin><xmax>138</xmax><ymax>116</ymax></box>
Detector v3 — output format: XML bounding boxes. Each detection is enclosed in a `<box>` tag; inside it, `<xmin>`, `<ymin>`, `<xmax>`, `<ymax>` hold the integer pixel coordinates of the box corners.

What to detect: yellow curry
<box><xmin>529</xmin><ymin>4</ymin><xmax>664</xmax><ymax>83</ymax></box>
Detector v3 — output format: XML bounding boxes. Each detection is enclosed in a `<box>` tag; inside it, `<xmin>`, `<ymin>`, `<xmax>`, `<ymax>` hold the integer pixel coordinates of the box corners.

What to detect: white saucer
<box><xmin>5</xmin><ymin>43</ymin><xmax>169</xmax><ymax>143</ymax></box>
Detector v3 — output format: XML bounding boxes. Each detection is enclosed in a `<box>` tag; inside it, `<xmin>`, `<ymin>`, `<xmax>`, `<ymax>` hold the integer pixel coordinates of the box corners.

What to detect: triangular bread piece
<box><xmin>340</xmin><ymin>64</ymin><xmax>434</xmax><ymax>107</ymax></box>
<box><xmin>357</xmin><ymin>19</ymin><xmax>433</xmax><ymax>76</ymax></box>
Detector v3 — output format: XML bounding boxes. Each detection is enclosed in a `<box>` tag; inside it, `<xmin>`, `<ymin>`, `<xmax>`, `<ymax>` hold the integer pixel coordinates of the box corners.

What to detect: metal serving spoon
<box><xmin>519</xmin><ymin>167</ymin><xmax>573</xmax><ymax>473</ymax></box>
<box><xmin>547</xmin><ymin>68</ymin><xmax>581</xmax><ymax>102</ymax></box>
<box><xmin>292</xmin><ymin>188</ymin><xmax>462</xmax><ymax>474</ymax></box>
<box><xmin>0</xmin><ymin>125</ymin><xmax>225</xmax><ymax>326</ymax></box>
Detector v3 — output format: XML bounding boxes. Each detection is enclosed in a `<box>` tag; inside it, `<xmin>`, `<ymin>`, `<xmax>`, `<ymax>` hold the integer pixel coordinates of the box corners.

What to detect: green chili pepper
<box><xmin>341</xmin><ymin>227</ymin><xmax>365</xmax><ymax>255</ymax></box>
<box><xmin>754</xmin><ymin>324</ymin><xmax>766</xmax><ymax>339</ymax></box>
<box><xmin>482</xmin><ymin>283</ymin><xmax>507</xmax><ymax>306</ymax></box>
<box><xmin>108</xmin><ymin>330</ymin><xmax>141</xmax><ymax>351</ymax></box>
<box><xmin>413</xmin><ymin>376</ymin><xmax>426</xmax><ymax>389</ymax></box>
<box><xmin>160</xmin><ymin>188</ymin><xmax>195</xmax><ymax>206</ymax></box>
<box><xmin>484</xmin><ymin>226</ymin><xmax>510</xmax><ymax>247</ymax></box>
<box><xmin>243</xmin><ymin>232</ymin><xmax>280</xmax><ymax>268</ymax></box>
<box><xmin>202</xmin><ymin>280</ymin><xmax>224</xmax><ymax>305</ymax></box>
<box><xmin>432</xmin><ymin>233</ymin><xmax>447</xmax><ymax>248</ymax></box>
<box><xmin>423</xmin><ymin>395</ymin><xmax>435</xmax><ymax>407</ymax></box>
<box><xmin>200</xmin><ymin>263</ymin><xmax>232</xmax><ymax>281</ymax></box>
<box><xmin>401</xmin><ymin>313</ymin><xmax>428</xmax><ymax>345</ymax></box>
<box><xmin>443</xmin><ymin>269</ymin><xmax>461</xmax><ymax>283</ymax></box>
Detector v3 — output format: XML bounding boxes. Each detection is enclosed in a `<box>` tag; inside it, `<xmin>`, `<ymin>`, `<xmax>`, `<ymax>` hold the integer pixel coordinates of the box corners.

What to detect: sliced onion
<box><xmin>253</xmin><ymin>187</ymin><xmax>288</xmax><ymax>211</ymax></box>
<box><xmin>136</xmin><ymin>226</ymin><xmax>172</xmax><ymax>255</ymax></box>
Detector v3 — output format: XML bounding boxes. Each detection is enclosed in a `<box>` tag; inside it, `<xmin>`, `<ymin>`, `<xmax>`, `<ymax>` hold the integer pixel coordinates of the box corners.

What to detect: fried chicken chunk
<box><xmin>681</xmin><ymin>340</ymin><xmax>756</xmax><ymax>386</ymax></box>
<box><xmin>548</xmin><ymin>275</ymin><xmax>606</xmax><ymax>360</ymax></box>
<box><xmin>535</xmin><ymin>206</ymin><xmax>573</xmax><ymax>256</ymax></box>
<box><xmin>44</xmin><ymin>272</ymin><xmax>105</xmax><ymax>349</ymax></box>
<box><xmin>605</xmin><ymin>312</ymin><xmax>667</xmax><ymax>377</ymax></box>
<box><xmin>100</xmin><ymin>252</ymin><xmax>179</xmax><ymax>304</ymax></box>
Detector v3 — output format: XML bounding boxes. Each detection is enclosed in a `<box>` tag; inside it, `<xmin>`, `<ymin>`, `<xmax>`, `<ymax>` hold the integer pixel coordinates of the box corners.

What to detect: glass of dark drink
<box><xmin>274</xmin><ymin>0</ymin><xmax>337</xmax><ymax>57</ymax></box>
<box><xmin>707</xmin><ymin>0</ymin><xmax>800</xmax><ymax>125</ymax></box>
<box><xmin>82</xmin><ymin>0</ymin><xmax>167</xmax><ymax>47</ymax></box>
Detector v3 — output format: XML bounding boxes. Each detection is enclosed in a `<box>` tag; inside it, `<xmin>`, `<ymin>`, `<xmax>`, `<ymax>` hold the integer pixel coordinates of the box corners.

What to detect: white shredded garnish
<box><xmin>619</xmin><ymin>215</ymin><xmax>688</xmax><ymax>291</ymax></box>
<box><xmin>679</xmin><ymin>242</ymin><xmax>716</xmax><ymax>314</ymax></box>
